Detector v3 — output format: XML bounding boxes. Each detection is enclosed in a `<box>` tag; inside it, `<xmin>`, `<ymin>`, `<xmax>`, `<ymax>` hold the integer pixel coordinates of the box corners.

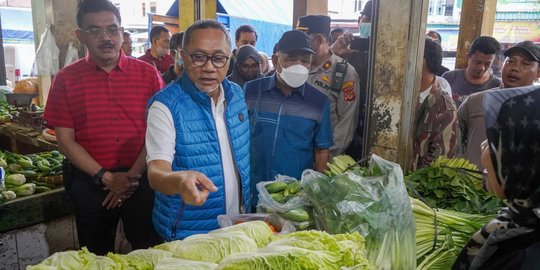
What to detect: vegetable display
<box><xmin>256</xmin><ymin>176</ymin><xmax>314</xmax><ymax>230</ymax></box>
<box><xmin>29</xmin><ymin>221</ymin><xmax>372</xmax><ymax>270</ymax></box>
<box><xmin>302</xmin><ymin>155</ymin><xmax>416</xmax><ymax>270</ymax></box>
<box><xmin>406</xmin><ymin>157</ymin><xmax>502</xmax><ymax>215</ymax></box>
<box><xmin>0</xmin><ymin>150</ymin><xmax>63</xmax><ymax>203</ymax></box>
<box><xmin>412</xmin><ymin>197</ymin><xmax>493</xmax><ymax>270</ymax></box>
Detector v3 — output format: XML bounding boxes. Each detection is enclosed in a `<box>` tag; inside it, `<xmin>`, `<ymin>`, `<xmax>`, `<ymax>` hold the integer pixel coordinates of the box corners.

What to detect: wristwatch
<box><xmin>92</xmin><ymin>168</ymin><xmax>108</xmax><ymax>186</ymax></box>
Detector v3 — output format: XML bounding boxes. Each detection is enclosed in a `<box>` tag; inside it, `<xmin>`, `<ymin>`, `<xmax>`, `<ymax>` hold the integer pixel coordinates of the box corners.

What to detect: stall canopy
<box><xmin>0</xmin><ymin>7</ymin><xmax>34</xmax><ymax>45</ymax></box>
<box><xmin>166</xmin><ymin>0</ymin><xmax>292</xmax><ymax>55</ymax></box>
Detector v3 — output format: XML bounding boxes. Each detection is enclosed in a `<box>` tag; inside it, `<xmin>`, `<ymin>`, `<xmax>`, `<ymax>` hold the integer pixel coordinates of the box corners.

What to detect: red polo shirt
<box><xmin>138</xmin><ymin>49</ymin><xmax>174</xmax><ymax>74</ymax></box>
<box><xmin>44</xmin><ymin>52</ymin><xmax>164</xmax><ymax>169</ymax></box>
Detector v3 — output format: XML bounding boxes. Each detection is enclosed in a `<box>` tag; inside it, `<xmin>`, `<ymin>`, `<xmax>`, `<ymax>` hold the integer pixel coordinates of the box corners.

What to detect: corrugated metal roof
<box><xmin>496</xmin><ymin>11</ymin><xmax>540</xmax><ymax>21</ymax></box>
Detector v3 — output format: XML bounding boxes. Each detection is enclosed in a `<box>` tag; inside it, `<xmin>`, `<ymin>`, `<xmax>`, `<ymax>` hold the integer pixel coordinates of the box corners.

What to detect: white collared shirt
<box><xmin>146</xmin><ymin>86</ymin><xmax>240</xmax><ymax>214</ymax></box>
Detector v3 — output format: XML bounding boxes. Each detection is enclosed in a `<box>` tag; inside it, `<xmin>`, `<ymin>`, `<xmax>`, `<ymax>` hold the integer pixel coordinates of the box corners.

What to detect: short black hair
<box><xmin>331</xmin><ymin>28</ymin><xmax>345</xmax><ymax>35</ymax></box>
<box><xmin>424</xmin><ymin>38</ymin><xmax>442</xmax><ymax>74</ymax></box>
<box><xmin>150</xmin><ymin>25</ymin><xmax>169</xmax><ymax>43</ymax></box>
<box><xmin>76</xmin><ymin>0</ymin><xmax>121</xmax><ymax>28</ymax></box>
<box><xmin>468</xmin><ymin>36</ymin><xmax>501</xmax><ymax>55</ymax></box>
<box><xmin>123</xmin><ymin>31</ymin><xmax>131</xmax><ymax>38</ymax></box>
<box><xmin>169</xmin><ymin>32</ymin><xmax>184</xmax><ymax>50</ymax></box>
<box><xmin>235</xmin><ymin>25</ymin><xmax>257</xmax><ymax>42</ymax></box>
<box><xmin>182</xmin><ymin>19</ymin><xmax>231</xmax><ymax>49</ymax></box>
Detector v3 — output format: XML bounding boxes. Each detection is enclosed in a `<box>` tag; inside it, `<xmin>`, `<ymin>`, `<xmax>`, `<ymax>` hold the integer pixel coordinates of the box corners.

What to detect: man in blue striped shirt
<box><xmin>244</xmin><ymin>30</ymin><xmax>332</xmax><ymax>208</ymax></box>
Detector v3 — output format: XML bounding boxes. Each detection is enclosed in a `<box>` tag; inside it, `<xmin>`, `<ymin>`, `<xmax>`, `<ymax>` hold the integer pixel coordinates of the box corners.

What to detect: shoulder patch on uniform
<box><xmin>320</xmin><ymin>74</ymin><xmax>331</xmax><ymax>83</ymax></box>
<box><xmin>322</xmin><ymin>61</ymin><xmax>332</xmax><ymax>71</ymax></box>
<box><xmin>342</xmin><ymin>80</ymin><xmax>356</xmax><ymax>102</ymax></box>
<box><xmin>342</xmin><ymin>80</ymin><xmax>354</xmax><ymax>89</ymax></box>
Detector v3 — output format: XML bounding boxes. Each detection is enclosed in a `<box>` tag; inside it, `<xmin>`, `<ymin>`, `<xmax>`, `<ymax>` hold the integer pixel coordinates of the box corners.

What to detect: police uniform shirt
<box><xmin>307</xmin><ymin>52</ymin><xmax>361</xmax><ymax>157</ymax></box>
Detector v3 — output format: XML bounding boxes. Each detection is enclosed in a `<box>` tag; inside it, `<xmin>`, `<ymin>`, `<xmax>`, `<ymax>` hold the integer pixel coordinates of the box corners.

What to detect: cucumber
<box><xmin>281</xmin><ymin>208</ymin><xmax>310</xmax><ymax>222</ymax></box>
<box><xmin>270</xmin><ymin>193</ymin><xmax>284</xmax><ymax>203</ymax></box>
<box><xmin>264</xmin><ymin>182</ymin><xmax>288</xmax><ymax>193</ymax></box>
<box><xmin>35</xmin><ymin>185</ymin><xmax>52</xmax><ymax>194</ymax></box>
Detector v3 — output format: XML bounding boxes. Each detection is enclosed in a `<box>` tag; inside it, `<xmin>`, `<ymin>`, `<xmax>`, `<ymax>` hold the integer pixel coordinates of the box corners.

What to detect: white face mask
<box><xmin>277</xmin><ymin>61</ymin><xmax>309</xmax><ymax>88</ymax></box>
<box><xmin>156</xmin><ymin>46</ymin><xmax>169</xmax><ymax>57</ymax></box>
<box><xmin>359</xmin><ymin>22</ymin><xmax>371</xmax><ymax>38</ymax></box>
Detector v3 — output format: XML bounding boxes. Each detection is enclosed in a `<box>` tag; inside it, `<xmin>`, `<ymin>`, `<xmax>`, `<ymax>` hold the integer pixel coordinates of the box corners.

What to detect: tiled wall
<box><xmin>0</xmin><ymin>215</ymin><xmax>77</xmax><ymax>270</ymax></box>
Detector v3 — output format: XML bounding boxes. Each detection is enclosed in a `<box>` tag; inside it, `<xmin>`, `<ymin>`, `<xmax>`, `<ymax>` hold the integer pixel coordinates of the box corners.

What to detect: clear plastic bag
<box><xmin>301</xmin><ymin>154</ymin><xmax>416</xmax><ymax>270</ymax></box>
<box><xmin>64</xmin><ymin>41</ymin><xmax>79</xmax><ymax>67</ymax></box>
<box><xmin>217</xmin><ymin>213</ymin><xmax>296</xmax><ymax>234</ymax></box>
<box><xmin>256</xmin><ymin>175</ymin><xmax>310</xmax><ymax>213</ymax></box>
<box><xmin>34</xmin><ymin>25</ymin><xmax>60</xmax><ymax>75</ymax></box>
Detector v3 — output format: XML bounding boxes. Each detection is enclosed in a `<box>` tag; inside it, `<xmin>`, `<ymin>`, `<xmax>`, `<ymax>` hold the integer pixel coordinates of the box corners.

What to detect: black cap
<box><xmin>361</xmin><ymin>1</ymin><xmax>373</xmax><ymax>16</ymax></box>
<box><xmin>296</xmin><ymin>15</ymin><xmax>331</xmax><ymax>36</ymax></box>
<box><xmin>276</xmin><ymin>30</ymin><xmax>315</xmax><ymax>54</ymax></box>
<box><xmin>504</xmin><ymin>41</ymin><xmax>540</xmax><ymax>62</ymax></box>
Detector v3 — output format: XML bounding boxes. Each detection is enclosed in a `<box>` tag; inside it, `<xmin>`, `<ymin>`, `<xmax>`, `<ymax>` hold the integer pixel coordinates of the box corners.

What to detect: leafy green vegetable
<box><xmin>270</xmin><ymin>230</ymin><xmax>371</xmax><ymax>268</ymax></box>
<box><xmin>216</xmin><ymin>245</ymin><xmax>342</xmax><ymax>270</ymax></box>
<box><xmin>302</xmin><ymin>155</ymin><xmax>416</xmax><ymax>270</ymax></box>
<box><xmin>154</xmin><ymin>257</ymin><xmax>217</xmax><ymax>270</ymax></box>
<box><xmin>407</xmin><ymin>157</ymin><xmax>502</xmax><ymax>215</ymax></box>
<box><xmin>209</xmin><ymin>220</ymin><xmax>274</xmax><ymax>248</ymax></box>
<box><xmin>152</xmin><ymin>240</ymin><xmax>182</xmax><ymax>253</ymax></box>
<box><xmin>412</xmin><ymin>197</ymin><xmax>494</xmax><ymax>270</ymax></box>
<box><xmin>107</xmin><ymin>249</ymin><xmax>173</xmax><ymax>270</ymax></box>
<box><xmin>174</xmin><ymin>232</ymin><xmax>258</xmax><ymax>263</ymax></box>
<box><xmin>27</xmin><ymin>247</ymin><xmax>115</xmax><ymax>270</ymax></box>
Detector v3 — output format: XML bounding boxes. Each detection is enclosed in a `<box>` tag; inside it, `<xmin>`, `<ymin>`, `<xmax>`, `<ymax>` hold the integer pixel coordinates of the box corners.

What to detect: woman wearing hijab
<box><xmin>227</xmin><ymin>44</ymin><xmax>262</xmax><ymax>88</ymax></box>
<box><xmin>453</xmin><ymin>85</ymin><xmax>540</xmax><ymax>270</ymax></box>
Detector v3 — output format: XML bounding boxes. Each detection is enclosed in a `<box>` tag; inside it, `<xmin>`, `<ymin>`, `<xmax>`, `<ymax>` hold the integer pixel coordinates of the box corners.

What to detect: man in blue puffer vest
<box><xmin>145</xmin><ymin>20</ymin><xmax>251</xmax><ymax>241</ymax></box>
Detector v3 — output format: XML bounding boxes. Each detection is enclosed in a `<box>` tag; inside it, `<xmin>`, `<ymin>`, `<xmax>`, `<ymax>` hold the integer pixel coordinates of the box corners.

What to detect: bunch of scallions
<box><xmin>411</xmin><ymin>197</ymin><xmax>495</xmax><ymax>270</ymax></box>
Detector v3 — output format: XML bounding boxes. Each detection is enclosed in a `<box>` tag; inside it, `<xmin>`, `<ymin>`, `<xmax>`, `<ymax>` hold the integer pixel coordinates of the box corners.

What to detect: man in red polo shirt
<box><xmin>138</xmin><ymin>25</ymin><xmax>174</xmax><ymax>74</ymax></box>
<box><xmin>43</xmin><ymin>0</ymin><xmax>163</xmax><ymax>255</ymax></box>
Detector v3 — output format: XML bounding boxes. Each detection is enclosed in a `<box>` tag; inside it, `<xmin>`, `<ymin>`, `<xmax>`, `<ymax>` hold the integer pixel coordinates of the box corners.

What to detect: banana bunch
<box><xmin>323</xmin><ymin>155</ymin><xmax>357</xmax><ymax>177</ymax></box>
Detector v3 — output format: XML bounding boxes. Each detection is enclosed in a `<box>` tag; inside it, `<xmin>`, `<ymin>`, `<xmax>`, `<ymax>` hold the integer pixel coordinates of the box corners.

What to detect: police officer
<box><xmin>297</xmin><ymin>15</ymin><xmax>361</xmax><ymax>157</ymax></box>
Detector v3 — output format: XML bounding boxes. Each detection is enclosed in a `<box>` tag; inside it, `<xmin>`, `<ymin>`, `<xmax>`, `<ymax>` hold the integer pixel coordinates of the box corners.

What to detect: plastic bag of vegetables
<box><xmin>256</xmin><ymin>175</ymin><xmax>314</xmax><ymax>230</ymax></box>
<box><xmin>301</xmin><ymin>154</ymin><xmax>416</xmax><ymax>270</ymax></box>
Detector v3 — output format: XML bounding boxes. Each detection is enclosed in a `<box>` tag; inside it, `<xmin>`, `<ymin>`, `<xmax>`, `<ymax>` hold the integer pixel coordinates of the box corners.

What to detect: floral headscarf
<box><xmin>453</xmin><ymin>85</ymin><xmax>540</xmax><ymax>270</ymax></box>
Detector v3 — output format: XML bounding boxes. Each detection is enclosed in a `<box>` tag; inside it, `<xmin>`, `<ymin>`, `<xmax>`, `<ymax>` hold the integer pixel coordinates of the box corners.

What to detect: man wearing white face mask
<box><xmin>244</xmin><ymin>30</ymin><xmax>332</xmax><ymax>210</ymax></box>
<box><xmin>139</xmin><ymin>26</ymin><xmax>174</xmax><ymax>74</ymax></box>
<box><xmin>297</xmin><ymin>15</ymin><xmax>361</xmax><ymax>158</ymax></box>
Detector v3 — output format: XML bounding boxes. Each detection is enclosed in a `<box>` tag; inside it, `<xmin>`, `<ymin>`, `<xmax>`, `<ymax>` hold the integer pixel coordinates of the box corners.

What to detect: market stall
<box><xmin>0</xmin><ymin>81</ymin><xmax>75</xmax><ymax>269</ymax></box>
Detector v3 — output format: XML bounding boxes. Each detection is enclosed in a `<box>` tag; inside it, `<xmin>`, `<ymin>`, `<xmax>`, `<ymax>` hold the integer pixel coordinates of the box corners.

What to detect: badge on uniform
<box><xmin>322</xmin><ymin>61</ymin><xmax>332</xmax><ymax>71</ymax></box>
<box><xmin>320</xmin><ymin>74</ymin><xmax>331</xmax><ymax>83</ymax></box>
<box><xmin>342</xmin><ymin>81</ymin><xmax>355</xmax><ymax>102</ymax></box>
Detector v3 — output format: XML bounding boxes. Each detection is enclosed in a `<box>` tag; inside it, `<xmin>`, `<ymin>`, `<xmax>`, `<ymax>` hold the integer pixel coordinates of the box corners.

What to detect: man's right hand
<box><xmin>101</xmin><ymin>171</ymin><xmax>139</xmax><ymax>197</ymax></box>
<box><xmin>147</xmin><ymin>160</ymin><xmax>218</xmax><ymax>206</ymax></box>
<box><xmin>172</xmin><ymin>171</ymin><xmax>217</xmax><ymax>206</ymax></box>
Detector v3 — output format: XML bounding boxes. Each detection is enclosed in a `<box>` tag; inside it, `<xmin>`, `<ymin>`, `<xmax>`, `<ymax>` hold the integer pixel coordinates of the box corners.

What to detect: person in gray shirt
<box><xmin>458</xmin><ymin>41</ymin><xmax>540</xmax><ymax>170</ymax></box>
<box><xmin>442</xmin><ymin>36</ymin><xmax>502</xmax><ymax>107</ymax></box>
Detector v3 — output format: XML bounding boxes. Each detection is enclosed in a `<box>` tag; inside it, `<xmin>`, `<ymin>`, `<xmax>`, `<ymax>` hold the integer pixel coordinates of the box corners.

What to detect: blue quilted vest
<box><xmin>148</xmin><ymin>72</ymin><xmax>251</xmax><ymax>241</ymax></box>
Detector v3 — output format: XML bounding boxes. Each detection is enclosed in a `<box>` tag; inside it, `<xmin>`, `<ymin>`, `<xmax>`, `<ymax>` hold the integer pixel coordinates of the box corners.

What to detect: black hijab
<box><xmin>227</xmin><ymin>45</ymin><xmax>262</xmax><ymax>88</ymax></box>
<box><xmin>453</xmin><ymin>86</ymin><xmax>540</xmax><ymax>270</ymax></box>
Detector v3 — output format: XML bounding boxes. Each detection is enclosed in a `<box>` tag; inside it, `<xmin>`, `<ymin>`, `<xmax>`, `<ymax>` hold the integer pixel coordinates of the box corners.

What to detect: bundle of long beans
<box><xmin>411</xmin><ymin>197</ymin><xmax>495</xmax><ymax>270</ymax></box>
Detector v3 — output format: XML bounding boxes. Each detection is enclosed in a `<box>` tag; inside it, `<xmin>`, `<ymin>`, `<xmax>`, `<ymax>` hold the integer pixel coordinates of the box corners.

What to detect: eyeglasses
<box><xmin>182</xmin><ymin>50</ymin><xmax>229</xmax><ymax>68</ymax></box>
<box><xmin>79</xmin><ymin>26</ymin><xmax>122</xmax><ymax>38</ymax></box>
<box><xmin>239</xmin><ymin>63</ymin><xmax>259</xmax><ymax>71</ymax></box>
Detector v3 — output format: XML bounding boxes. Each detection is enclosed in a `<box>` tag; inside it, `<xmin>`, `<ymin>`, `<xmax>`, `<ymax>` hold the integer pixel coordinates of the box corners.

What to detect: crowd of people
<box><xmin>41</xmin><ymin>0</ymin><xmax>540</xmax><ymax>268</ymax></box>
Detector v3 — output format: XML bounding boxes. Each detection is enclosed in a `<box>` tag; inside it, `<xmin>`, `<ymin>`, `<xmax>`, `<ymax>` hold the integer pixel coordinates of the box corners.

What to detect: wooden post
<box><xmin>202</xmin><ymin>0</ymin><xmax>217</xmax><ymax>20</ymax></box>
<box><xmin>0</xmin><ymin>13</ymin><xmax>7</xmax><ymax>86</ymax></box>
<box><xmin>292</xmin><ymin>0</ymin><xmax>328</xmax><ymax>27</ymax></box>
<box><xmin>455</xmin><ymin>0</ymin><xmax>497</xmax><ymax>69</ymax></box>
<box><xmin>364</xmin><ymin>0</ymin><xmax>429</xmax><ymax>169</ymax></box>
<box><xmin>179</xmin><ymin>0</ymin><xmax>195</xmax><ymax>31</ymax></box>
